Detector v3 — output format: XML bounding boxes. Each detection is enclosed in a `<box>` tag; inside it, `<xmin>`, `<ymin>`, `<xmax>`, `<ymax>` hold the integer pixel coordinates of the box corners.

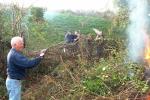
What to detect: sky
<box><xmin>0</xmin><ymin>0</ymin><xmax>117</xmax><ymax>12</ymax></box>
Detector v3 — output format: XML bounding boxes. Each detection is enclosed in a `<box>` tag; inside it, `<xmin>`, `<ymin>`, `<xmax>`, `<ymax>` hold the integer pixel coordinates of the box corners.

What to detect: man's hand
<box><xmin>40</xmin><ymin>52</ymin><xmax>45</xmax><ymax>57</ymax></box>
<box><xmin>39</xmin><ymin>49</ymin><xmax>47</xmax><ymax>58</ymax></box>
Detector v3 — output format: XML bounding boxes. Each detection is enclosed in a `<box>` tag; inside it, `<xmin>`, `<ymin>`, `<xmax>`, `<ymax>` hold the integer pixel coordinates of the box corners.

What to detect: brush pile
<box><xmin>23</xmin><ymin>36</ymin><xmax>126</xmax><ymax>100</ymax></box>
<box><xmin>39</xmin><ymin>35</ymin><xmax>120</xmax><ymax>70</ymax></box>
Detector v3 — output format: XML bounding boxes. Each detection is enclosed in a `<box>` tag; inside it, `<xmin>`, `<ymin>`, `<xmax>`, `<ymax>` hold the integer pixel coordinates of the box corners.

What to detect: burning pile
<box><xmin>142</xmin><ymin>34</ymin><xmax>150</xmax><ymax>89</ymax></box>
<box><xmin>145</xmin><ymin>35</ymin><xmax>150</xmax><ymax>66</ymax></box>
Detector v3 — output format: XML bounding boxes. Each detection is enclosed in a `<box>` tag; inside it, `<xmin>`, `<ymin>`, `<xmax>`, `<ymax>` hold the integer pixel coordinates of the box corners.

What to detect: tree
<box><xmin>111</xmin><ymin>0</ymin><xmax>129</xmax><ymax>38</ymax></box>
<box><xmin>11</xmin><ymin>4</ymin><xmax>28</xmax><ymax>35</ymax></box>
<box><xmin>30</xmin><ymin>7</ymin><xmax>45</xmax><ymax>22</ymax></box>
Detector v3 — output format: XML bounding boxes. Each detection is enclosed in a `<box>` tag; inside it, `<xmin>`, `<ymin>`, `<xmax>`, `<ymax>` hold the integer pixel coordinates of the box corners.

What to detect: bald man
<box><xmin>6</xmin><ymin>36</ymin><xmax>45</xmax><ymax>100</ymax></box>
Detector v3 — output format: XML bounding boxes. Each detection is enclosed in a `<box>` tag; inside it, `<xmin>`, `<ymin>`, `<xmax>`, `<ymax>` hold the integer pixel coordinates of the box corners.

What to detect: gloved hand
<box><xmin>39</xmin><ymin>49</ymin><xmax>47</xmax><ymax>58</ymax></box>
<box><xmin>40</xmin><ymin>52</ymin><xmax>45</xmax><ymax>57</ymax></box>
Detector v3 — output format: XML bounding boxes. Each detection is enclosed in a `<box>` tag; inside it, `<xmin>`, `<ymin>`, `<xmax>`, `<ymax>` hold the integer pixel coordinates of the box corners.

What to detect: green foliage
<box><xmin>111</xmin><ymin>10</ymin><xmax>129</xmax><ymax>38</ymax></box>
<box><xmin>0</xmin><ymin>4</ymin><xmax>30</xmax><ymax>41</ymax></box>
<box><xmin>26</xmin><ymin>20</ymin><xmax>64</xmax><ymax>50</ymax></box>
<box><xmin>110</xmin><ymin>0</ymin><xmax>129</xmax><ymax>39</ymax></box>
<box><xmin>0</xmin><ymin>8</ymin><xmax>12</xmax><ymax>40</ymax></box>
<box><xmin>29</xmin><ymin>7</ymin><xmax>45</xmax><ymax>22</ymax></box>
<box><xmin>83</xmin><ymin>76</ymin><xmax>110</xmax><ymax>95</ymax></box>
<box><xmin>82</xmin><ymin>51</ymin><xmax>148</xmax><ymax>96</ymax></box>
<box><xmin>0</xmin><ymin>77</ymin><xmax>7</xmax><ymax>99</ymax></box>
<box><xmin>48</xmin><ymin>12</ymin><xmax>111</xmax><ymax>35</ymax></box>
<box><xmin>26</xmin><ymin>11</ymin><xmax>111</xmax><ymax>50</ymax></box>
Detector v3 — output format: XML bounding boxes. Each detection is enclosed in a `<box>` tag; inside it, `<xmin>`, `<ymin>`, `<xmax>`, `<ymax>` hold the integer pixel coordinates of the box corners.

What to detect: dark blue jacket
<box><xmin>7</xmin><ymin>48</ymin><xmax>42</xmax><ymax>80</ymax></box>
<box><xmin>65</xmin><ymin>33</ymin><xmax>77</xmax><ymax>43</ymax></box>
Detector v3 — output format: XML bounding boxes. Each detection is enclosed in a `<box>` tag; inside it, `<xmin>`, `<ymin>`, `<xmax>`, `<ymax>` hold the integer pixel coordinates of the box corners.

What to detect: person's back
<box><xmin>65</xmin><ymin>32</ymin><xmax>77</xmax><ymax>43</ymax></box>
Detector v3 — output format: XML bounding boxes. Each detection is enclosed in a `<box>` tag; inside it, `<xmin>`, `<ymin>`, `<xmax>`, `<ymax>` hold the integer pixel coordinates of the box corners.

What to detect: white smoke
<box><xmin>127</xmin><ymin>0</ymin><xmax>149</xmax><ymax>62</ymax></box>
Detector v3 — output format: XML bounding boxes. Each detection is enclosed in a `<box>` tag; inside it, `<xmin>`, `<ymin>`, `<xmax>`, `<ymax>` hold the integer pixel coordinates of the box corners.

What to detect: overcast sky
<box><xmin>0</xmin><ymin>0</ymin><xmax>117</xmax><ymax>12</ymax></box>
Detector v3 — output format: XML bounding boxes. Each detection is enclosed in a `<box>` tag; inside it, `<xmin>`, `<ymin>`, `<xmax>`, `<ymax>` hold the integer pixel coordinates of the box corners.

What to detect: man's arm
<box><xmin>13</xmin><ymin>53</ymin><xmax>42</xmax><ymax>69</ymax></box>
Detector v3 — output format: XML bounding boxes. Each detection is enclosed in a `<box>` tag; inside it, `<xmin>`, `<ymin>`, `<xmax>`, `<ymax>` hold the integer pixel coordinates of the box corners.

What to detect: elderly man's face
<box><xmin>15</xmin><ymin>39</ymin><xmax>24</xmax><ymax>51</ymax></box>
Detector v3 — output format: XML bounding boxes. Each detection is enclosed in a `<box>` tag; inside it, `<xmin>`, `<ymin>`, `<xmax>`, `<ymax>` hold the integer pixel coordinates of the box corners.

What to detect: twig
<box><xmin>79</xmin><ymin>89</ymin><xmax>85</xmax><ymax>100</ymax></box>
<box><xmin>60</xmin><ymin>55</ymin><xmax>76</xmax><ymax>84</ymax></box>
<box><xmin>51</xmin><ymin>96</ymin><xmax>58</xmax><ymax>100</ymax></box>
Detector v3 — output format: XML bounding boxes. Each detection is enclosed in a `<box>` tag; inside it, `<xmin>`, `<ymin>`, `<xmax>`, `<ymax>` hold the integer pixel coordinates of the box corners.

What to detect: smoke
<box><xmin>127</xmin><ymin>0</ymin><xmax>149</xmax><ymax>62</ymax></box>
<box><xmin>44</xmin><ymin>11</ymin><xmax>59</xmax><ymax>20</ymax></box>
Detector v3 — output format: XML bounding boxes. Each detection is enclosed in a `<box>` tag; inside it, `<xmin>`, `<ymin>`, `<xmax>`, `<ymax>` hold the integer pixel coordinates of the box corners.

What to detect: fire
<box><xmin>145</xmin><ymin>45</ymin><xmax>150</xmax><ymax>61</ymax></box>
<box><xmin>144</xmin><ymin>35</ymin><xmax>150</xmax><ymax>65</ymax></box>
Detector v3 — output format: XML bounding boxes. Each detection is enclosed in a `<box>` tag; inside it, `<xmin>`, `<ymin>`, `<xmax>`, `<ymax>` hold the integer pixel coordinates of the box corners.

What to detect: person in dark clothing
<box><xmin>93</xmin><ymin>29</ymin><xmax>103</xmax><ymax>59</ymax></box>
<box><xmin>6</xmin><ymin>36</ymin><xmax>46</xmax><ymax>100</ymax></box>
<box><xmin>64</xmin><ymin>31</ymin><xmax>80</xmax><ymax>43</ymax></box>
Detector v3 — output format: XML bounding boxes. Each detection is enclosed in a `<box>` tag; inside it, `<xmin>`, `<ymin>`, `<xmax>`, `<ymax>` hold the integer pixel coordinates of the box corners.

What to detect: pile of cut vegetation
<box><xmin>38</xmin><ymin>35</ymin><xmax>120</xmax><ymax>71</ymax></box>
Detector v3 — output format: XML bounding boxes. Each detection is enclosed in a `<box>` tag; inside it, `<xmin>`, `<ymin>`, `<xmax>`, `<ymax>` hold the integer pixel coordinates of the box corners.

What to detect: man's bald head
<box><xmin>11</xmin><ymin>36</ymin><xmax>24</xmax><ymax>51</ymax></box>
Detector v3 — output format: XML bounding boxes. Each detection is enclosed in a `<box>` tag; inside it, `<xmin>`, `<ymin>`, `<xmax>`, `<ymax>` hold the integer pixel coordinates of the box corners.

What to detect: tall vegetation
<box><xmin>29</xmin><ymin>7</ymin><xmax>45</xmax><ymax>22</ymax></box>
<box><xmin>49</xmin><ymin>12</ymin><xmax>111</xmax><ymax>35</ymax></box>
<box><xmin>110</xmin><ymin>0</ymin><xmax>129</xmax><ymax>39</ymax></box>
